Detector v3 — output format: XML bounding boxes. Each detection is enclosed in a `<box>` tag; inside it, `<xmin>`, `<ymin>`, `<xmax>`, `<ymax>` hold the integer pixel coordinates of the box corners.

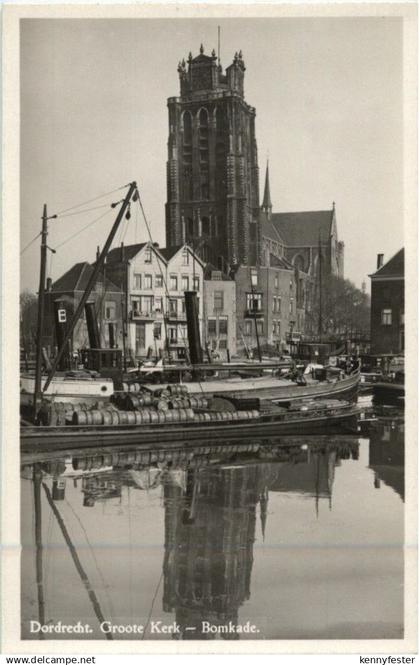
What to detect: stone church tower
<box><xmin>165</xmin><ymin>45</ymin><xmax>260</xmax><ymax>270</ymax></box>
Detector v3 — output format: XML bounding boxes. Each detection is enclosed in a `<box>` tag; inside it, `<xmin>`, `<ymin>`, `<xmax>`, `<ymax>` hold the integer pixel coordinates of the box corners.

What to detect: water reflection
<box><xmin>21</xmin><ymin>426</ymin><xmax>404</xmax><ymax>640</ymax></box>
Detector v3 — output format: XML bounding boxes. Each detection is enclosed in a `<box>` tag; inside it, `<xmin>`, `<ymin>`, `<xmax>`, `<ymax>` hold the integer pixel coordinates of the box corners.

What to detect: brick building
<box><xmin>234</xmin><ymin>260</ymin><xmax>305</xmax><ymax>353</ymax></box>
<box><xmin>42</xmin><ymin>262</ymin><xmax>123</xmax><ymax>355</ymax></box>
<box><xmin>369</xmin><ymin>249</ymin><xmax>404</xmax><ymax>355</ymax></box>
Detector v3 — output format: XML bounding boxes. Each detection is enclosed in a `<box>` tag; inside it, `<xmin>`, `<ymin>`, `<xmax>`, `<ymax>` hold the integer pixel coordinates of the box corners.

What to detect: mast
<box><xmin>43</xmin><ymin>182</ymin><xmax>137</xmax><ymax>393</ymax></box>
<box><xmin>318</xmin><ymin>232</ymin><xmax>322</xmax><ymax>340</ymax></box>
<box><xmin>33</xmin><ymin>205</ymin><xmax>49</xmax><ymax>418</ymax></box>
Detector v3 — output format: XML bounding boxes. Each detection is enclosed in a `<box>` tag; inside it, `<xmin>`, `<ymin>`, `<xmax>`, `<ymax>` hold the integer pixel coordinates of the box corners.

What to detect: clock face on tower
<box><xmin>192</xmin><ymin>66</ymin><xmax>212</xmax><ymax>91</ymax></box>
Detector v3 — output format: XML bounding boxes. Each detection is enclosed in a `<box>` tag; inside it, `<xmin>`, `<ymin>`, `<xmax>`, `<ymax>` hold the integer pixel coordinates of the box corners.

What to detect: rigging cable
<box><xmin>53</xmin><ymin>207</ymin><xmax>114</xmax><ymax>251</ymax></box>
<box><xmin>53</xmin><ymin>183</ymin><xmax>130</xmax><ymax>217</ymax></box>
<box><xmin>55</xmin><ymin>203</ymin><xmax>111</xmax><ymax>219</ymax></box>
<box><xmin>21</xmin><ymin>232</ymin><xmax>41</xmax><ymax>256</ymax></box>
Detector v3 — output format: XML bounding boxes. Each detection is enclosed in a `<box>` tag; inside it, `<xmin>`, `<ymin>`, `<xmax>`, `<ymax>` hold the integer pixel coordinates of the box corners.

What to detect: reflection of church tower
<box><xmin>162</xmin><ymin>465</ymin><xmax>269</xmax><ymax>639</ymax></box>
<box><xmin>166</xmin><ymin>45</ymin><xmax>260</xmax><ymax>270</ymax></box>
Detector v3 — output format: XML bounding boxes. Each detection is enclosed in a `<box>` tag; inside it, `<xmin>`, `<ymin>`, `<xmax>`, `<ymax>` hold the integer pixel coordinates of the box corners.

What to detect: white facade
<box><xmin>126</xmin><ymin>243</ymin><xmax>204</xmax><ymax>360</ymax></box>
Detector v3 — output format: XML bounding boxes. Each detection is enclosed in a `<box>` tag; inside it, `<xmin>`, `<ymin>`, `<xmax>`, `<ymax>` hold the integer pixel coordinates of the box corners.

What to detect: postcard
<box><xmin>2</xmin><ymin>2</ymin><xmax>417</xmax><ymax>656</ymax></box>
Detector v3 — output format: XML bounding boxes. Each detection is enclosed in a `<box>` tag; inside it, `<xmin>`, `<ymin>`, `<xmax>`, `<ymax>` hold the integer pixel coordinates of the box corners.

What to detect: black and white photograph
<box><xmin>2</xmin><ymin>2</ymin><xmax>417</xmax><ymax>656</ymax></box>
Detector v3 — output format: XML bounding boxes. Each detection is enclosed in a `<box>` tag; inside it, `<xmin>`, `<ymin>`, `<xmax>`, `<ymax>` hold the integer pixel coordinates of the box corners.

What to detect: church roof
<box><xmin>268</xmin><ymin>210</ymin><xmax>334</xmax><ymax>247</ymax></box>
<box><xmin>52</xmin><ymin>262</ymin><xmax>121</xmax><ymax>293</ymax></box>
<box><xmin>260</xmin><ymin>214</ymin><xmax>286</xmax><ymax>245</ymax></box>
<box><xmin>269</xmin><ymin>253</ymin><xmax>294</xmax><ymax>270</ymax></box>
<box><xmin>370</xmin><ymin>248</ymin><xmax>404</xmax><ymax>279</ymax></box>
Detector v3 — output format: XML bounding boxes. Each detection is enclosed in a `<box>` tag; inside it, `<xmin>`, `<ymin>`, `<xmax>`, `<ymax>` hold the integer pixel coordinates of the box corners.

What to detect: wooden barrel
<box><xmin>157</xmin><ymin>399</ymin><xmax>169</xmax><ymax>412</ymax></box>
<box><xmin>126</xmin><ymin>411</ymin><xmax>136</xmax><ymax>425</ymax></box>
<box><xmin>149</xmin><ymin>411</ymin><xmax>159</xmax><ymax>424</ymax></box>
<box><xmin>102</xmin><ymin>410</ymin><xmax>113</xmax><ymax>426</ymax></box>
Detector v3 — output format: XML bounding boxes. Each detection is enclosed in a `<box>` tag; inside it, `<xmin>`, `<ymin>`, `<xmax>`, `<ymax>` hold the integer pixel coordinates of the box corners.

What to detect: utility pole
<box><xmin>249</xmin><ymin>267</ymin><xmax>262</xmax><ymax>362</ymax></box>
<box><xmin>33</xmin><ymin>204</ymin><xmax>48</xmax><ymax>419</ymax></box>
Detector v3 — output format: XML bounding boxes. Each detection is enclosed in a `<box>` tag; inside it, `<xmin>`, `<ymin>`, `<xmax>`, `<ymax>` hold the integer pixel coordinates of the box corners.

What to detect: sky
<box><xmin>20</xmin><ymin>17</ymin><xmax>403</xmax><ymax>292</ymax></box>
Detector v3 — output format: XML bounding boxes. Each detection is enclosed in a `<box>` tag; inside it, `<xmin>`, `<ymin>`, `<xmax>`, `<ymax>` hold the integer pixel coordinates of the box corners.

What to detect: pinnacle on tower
<box><xmin>261</xmin><ymin>160</ymin><xmax>272</xmax><ymax>217</ymax></box>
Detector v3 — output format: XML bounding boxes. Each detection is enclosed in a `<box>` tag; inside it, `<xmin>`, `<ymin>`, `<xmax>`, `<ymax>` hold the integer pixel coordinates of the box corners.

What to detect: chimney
<box><xmin>377</xmin><ymin>254</ymin><xmax>384</xmax><ymax>270</ymax></box>
<box><xmin>121</xmin><ymin>242</ymin><xmax>125</xmax><ymax>262</ymax></box>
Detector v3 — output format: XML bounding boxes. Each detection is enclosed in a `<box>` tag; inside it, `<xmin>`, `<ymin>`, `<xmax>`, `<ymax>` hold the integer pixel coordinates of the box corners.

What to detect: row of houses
<box><xmin>37</xmin><ymin>240</ymin><xmax>303</xmax><ymax>361</ymax></box>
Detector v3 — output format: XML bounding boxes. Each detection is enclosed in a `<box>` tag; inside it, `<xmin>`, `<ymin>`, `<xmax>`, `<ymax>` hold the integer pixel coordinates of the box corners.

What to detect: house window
<box><xmin>141</xmin><ymin>296</ymin><xmax>153</xmax><ymax>314</ymax></box>
<box><xmin>219</xmin><ymin>339</ymin><xmax>227</xmax><ymax>349</ymax></box>
<box><xmin>193</xmin><ymin>276</ymin><xmax>200</xmax><ymax>291</ymax></box>
<box><xmin>208</xmin><ymin>319</ymin><xmax>217</xmax><ymax>336</ymax></box>
<box><xmin>181</xmin><ymin>275</ymin><xmax>189</xmax><ymax>291</ymax></box>
<box><xmin>246</xmin><ymin>293</ymin><xmax>262</xmax><ymax>311</ymax></box>
<box><xmin>182</xmin><ymin>249</ymin><xmax>189</xmax><ymax>266</ymax></box>
<box><xmin>274</xmin><ymin>273</ymin><xmax>279</xmax><ymax>289</ymax></box>
<box><xmin>214</xmin><ymin>290</ymin><xmax>224</xmax><ymax>311</ymax></box>
<box><xmin>219</xmin><ymin>317</ymin><xmax>228</xmax><ymax>335</ymax></box>
<box><xmin>105</xmin><ymin>302</ymin><xmax>116</xmax><ymax>320</ymax></box>
<box><xmin>277</xmin><ymin>322</ymin><xmax>281</xmax><ymax>336</ymax></box>
<box><xmin>153</xmin><ymin>323</ymin><xmax>162</xmax><ymax>340</ymax></box>
<box><xmin>132</xmin><ymin>299</ymin><xmax>139</xmax><ymax>312</ymax></box>
<box><xmin>155</xmin><ymin>274</ymin><xmax>163</xmax><ymax>288</ymax></box>
<box><xmin>272</xmin><ymin>297</ymin><xmax>276</xmax><ymax>313</ymax></box>
<box><xmin>181</xmin><ymin>299</ymin><xmax>186</xmax><ymax>315</ymax></box>
<box><xmin>144</xmin><ymin>247</ymin><xmax>152</xmax><ymax>263</ymax></box>
<box><xmin>289</xmin><ymin>298</ymin><xmax>294</xmax><ymax>314</ymax></box>
<box><xmin>168</xmin><ymin>327</ymin><xmax>177</xmax><ymax>343</ymax></box>
<box><xmin>277</xmin><ymin>297</ymin><xmax>282</xmax><ymax>314</ymax></box>
<box><xmin>144</xmin><ymin>274</ymin><xmax>152</xmax><ymax>289</ymax></box>
<box><xmin>244</xmin><ymin>321</ymin><xmax>252</xmax><ymax>336</ymax></box>
<box><xmin>169</xmin><ymin>299</ymin><xmax>178</xmax><ymax>316</ymax></box>
<box><xmin>256</xmin><ymin>320</ymin><xmax>264</xmax><ymax>335</ymax></box>
<box><xmin>155</xmin><ymin>296</ymin><xmax>163</xmax><ymax>313</ymax></box>
<box><xmin>272</xmin><ymin>322</ymin><xmax>276</xmax><ymax>335</ymax></box>
<box><xmin>251</xmin><ymin>269</ymin><xmax>258</xmax><ymax>287</ymax></box>
<box><xmin>170</xmin><ymin>275</ymin><xmax>178</xmax><ymax>291</ymax></box>
<box><xmin>381</xmin><ymin>309</ymin><xmax>392</xmax><ymax>325</ymax></box>
<box><xmin>133</xmin><ymin>273</ymin><xmax>142</xmax><ymax>290</ymax></box>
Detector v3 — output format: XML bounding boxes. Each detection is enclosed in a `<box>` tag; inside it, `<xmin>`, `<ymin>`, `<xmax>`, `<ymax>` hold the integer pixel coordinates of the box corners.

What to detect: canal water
<box><xmin>21</xmin><ymin>416</ymin><xmax>404</xmax><ymax>641</ymax></box>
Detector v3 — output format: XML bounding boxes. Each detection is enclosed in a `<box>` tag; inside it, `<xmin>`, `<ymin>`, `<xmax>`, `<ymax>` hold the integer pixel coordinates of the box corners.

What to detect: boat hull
<box><xmin>21</xmin><ymin>407</ymin><xmax>360</xmax><ymax>451</ymax></box>
<box><xmin>144</xmin><ymin>371</ymin><xmax>360</xmax><ymax>404</ymax></box>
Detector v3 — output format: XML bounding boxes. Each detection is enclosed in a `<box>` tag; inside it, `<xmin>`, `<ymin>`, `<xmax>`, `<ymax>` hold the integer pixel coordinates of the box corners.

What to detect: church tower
<box><xmin>165</xmin><ymin>45</ymin><xmax>260</xmax><ymax>269</ymax></box>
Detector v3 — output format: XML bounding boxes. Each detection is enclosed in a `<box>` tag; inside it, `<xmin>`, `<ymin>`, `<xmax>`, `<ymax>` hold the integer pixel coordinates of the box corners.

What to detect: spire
<box><xmin>261</xmin><ymin>159</ymin><xmax>272</xmax><ymax>218</ymax></box>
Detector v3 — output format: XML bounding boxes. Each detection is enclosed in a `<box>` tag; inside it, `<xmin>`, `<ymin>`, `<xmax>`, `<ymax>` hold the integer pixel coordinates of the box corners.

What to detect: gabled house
<box><xmin>369</xmin><ymin>249</ymin><xmax>404</xmax><ymax>355</ymax></box>
<box><xmin>105</xmin><ymin>241</ymin><xmax>205</xmax><ymax>360</ymax></box>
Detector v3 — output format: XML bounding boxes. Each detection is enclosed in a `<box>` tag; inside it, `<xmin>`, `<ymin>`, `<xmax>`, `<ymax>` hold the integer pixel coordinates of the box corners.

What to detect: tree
<box><xmin>20</xmin><ymin>290</ymin><xmax>38</xmax><ymax>354</ymax></box>
<box><xmin>306</xmin><ymin>275</ymin><xmax>370</xmax><ymax>340</ymax></box>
